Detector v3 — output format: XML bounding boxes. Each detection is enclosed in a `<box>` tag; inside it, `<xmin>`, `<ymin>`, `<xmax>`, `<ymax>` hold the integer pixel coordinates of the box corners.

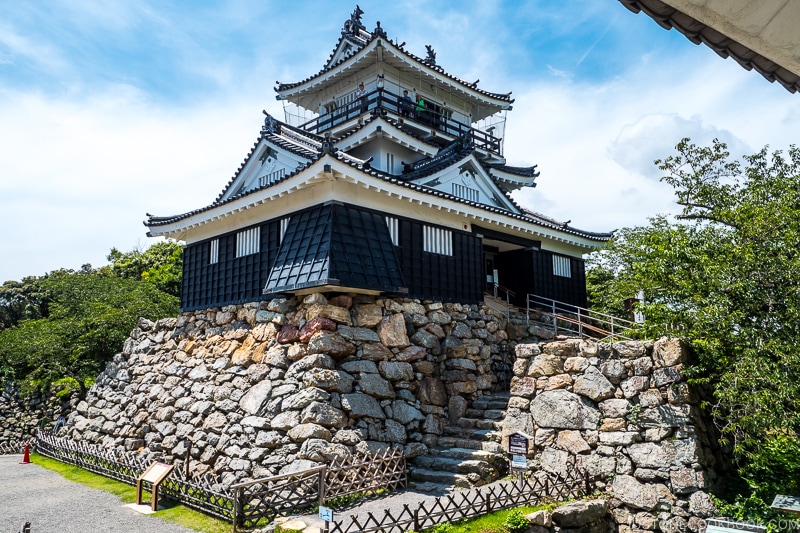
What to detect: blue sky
<box><xmin>1</xmin><ymin>1</ymin><xmax>798</xmax><ymax>282</ymax></box>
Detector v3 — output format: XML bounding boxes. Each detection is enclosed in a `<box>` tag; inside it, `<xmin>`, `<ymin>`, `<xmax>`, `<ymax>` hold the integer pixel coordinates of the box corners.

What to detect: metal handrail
<box><xmin>526</xmin><ymin>293</ymin><xmax>640</xmax><ymax>342</ymax></box>
<box><xmin>297</xmin><ymin>88</ymin><xmax>503</xmax><ymax>154</ymax></box>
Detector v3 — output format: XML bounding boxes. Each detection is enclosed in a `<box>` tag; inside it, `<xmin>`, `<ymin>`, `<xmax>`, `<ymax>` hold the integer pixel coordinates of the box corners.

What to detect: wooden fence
<box><xmin>31</xmin><ymin>430</ymin><xmax>406</xmax><ymax>530</ymax></box>
<box><xmin>35</xmin><ymin>431</ymin><xmax>235</xmax><ymax>520</ymax></box>
<box><xmin>0</xmin><ymin>440</ymin><xmax>33</xmax><ymax>455</ymax></box>
<box><xmin>232</xmin><ymin>447</ymin><xmax>406</xmax><ymax>530</ymax></box>
<box><xmin>330</xmin><ymin>463</ymin><xmax>590</xmax><ymax>533</ymax></box>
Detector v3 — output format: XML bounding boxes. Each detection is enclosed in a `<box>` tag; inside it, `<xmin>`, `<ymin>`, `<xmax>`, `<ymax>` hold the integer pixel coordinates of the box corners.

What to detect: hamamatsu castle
<box><xmin>146</xmin><ymin>7</ymin><xmax>610</xmax><ymax>312</ymax></box>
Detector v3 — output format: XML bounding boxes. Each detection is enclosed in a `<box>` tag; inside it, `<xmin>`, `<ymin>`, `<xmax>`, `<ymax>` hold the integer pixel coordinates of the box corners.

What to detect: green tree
<box><xmin>107</xmin><ymin>240</ymin><xmax>183</xmax><ymax>296</ymax></box>
<box><xmin>587</xmin><ymin>139</ymin><xmax>800</xmax><ymax>500</ymax></box>
<box><xmin>0</xmin><ymin>267</ymin><xmax>179</xmax><ymax>393</ymax></box>
<box><xmin>0</xmin><ymin>277</ymin><xmax>50</xmax><ymax>330</ymax></box>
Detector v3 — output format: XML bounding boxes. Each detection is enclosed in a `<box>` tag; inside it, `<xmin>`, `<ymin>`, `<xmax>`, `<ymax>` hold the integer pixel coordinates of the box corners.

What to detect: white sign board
<box><xmin>511</xmin><ymin>455</ymin><xmax>527</xmax><ymax>470</ymax></box>
<box><xmin>318</xmin><ymin>506</ymin><xmax>333</xmax><ymax>522</ymax></box>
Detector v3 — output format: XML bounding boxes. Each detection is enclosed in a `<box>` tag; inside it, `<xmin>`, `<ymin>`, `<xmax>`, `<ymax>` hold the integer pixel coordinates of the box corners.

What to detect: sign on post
<box><xmin>507</xmin><ymin>432</ymin><xmax>530</xmax><ymax>455</ymax></box>
<box><xmin>511</xmin><ymin>455</ymin><xmax>527</xmax><ymax>471</ymax></box>
<box><xmin>318</xmin><ymin>506</ymin><xmax>333</xmax><ymax>522</ymax></box>
<box><xmin>136</xmin><ymin>462</ymin><xmax>175</xmax><ymax>511</ymax></box>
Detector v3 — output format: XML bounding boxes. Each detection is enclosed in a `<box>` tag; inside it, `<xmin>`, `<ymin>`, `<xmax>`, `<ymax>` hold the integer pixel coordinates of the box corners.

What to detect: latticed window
<box><xmin>280</xmin><ymin>217</ymin><xmax>291</xmax><ymax>243</ymax></box>
<box><xmin>423</xmin><ymin>225</ymin><xmax>453</xmax><ymax>256</ymax></box>
<box><xmin>452</xmin><ymin>182</ymin><xmax>479</xmax><ymax>202</ymax></box>
<box><xmin>209</xmin><ymin>239</ymin><xmax>219</xmax><ymax>264</ymax></box>
<box><xmin>385</xmin><ymin>216</ymin><xmax>399</xmax><ymax>246</ymax></box>
<box><xmin>553</xmin><ymin>255</ymin><xmax>572</xmax><ymax>278</ymax></box>
<box><xmin>236</xmin><ymin>227</ymin><xmax>260</xmax><ymax>257</ymax></box>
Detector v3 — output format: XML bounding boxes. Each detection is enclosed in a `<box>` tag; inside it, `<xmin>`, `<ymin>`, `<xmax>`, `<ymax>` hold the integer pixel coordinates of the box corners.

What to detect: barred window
<box><xmin>280</xmin><ymin>217</ymin><xmax>290</xmax><ymax>243</ymax></box>
<box><xmin>209</xmin><ymin>239</ymin><xmax>219</xmax><ymax>264</ymax></box>
<box><xmin>452</xmin><ymin>182</ymin><xmax>479</xmax><ymax>203</ymax></box>
<box><xmin>423</xmin><ymin>225</ymin><xmax>453</xmax><ymax>256</ymax></box>
<box><xmin>385</xmin><ymin>217</ymin><xmax>399</xmax><ymax>246</ymax></box>
<box><xmin>553</xmin><ymin>255</ymin><xmax>572</xmax><ymax>278</ymax></box>
<box><xmin>236</xmin><ymin>227</ymin><xmax>260</xmax><ymax>257</ymax></box>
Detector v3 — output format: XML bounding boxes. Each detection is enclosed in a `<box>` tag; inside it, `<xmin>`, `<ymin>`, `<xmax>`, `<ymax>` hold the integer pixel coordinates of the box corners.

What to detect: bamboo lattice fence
<box><xmin>330</xmin><ymin>463</ymin><xmax>591</xmax><ymax>533</ymax></box>
<box><xmin>32</xmin><ymin>431</ymin><xmax>406</xmax><ymax>529</ymax></box>
<box><xmin>232</xmin><ymin>447</ymin><xmax>406</xmax><ymax>530</ymax></box>
<box><xmin>0</xmin><ymin>440</ymin><xmax>33</xmax><ymax>455</ymax></box>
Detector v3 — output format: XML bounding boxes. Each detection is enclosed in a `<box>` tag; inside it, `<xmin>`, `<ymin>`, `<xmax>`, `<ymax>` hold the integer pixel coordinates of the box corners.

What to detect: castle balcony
<box><xmin>284</xmin><ymin>88</ymin><xmax>505</xmax><ymax>157</ymax></box>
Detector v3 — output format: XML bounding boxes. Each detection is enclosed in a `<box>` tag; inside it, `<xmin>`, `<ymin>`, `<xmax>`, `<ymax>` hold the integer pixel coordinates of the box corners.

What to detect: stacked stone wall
<box><xmin>504</xmin><ymin>338</ymin><xmax>723</xmax><ymax>533</ymax></box>
<box><xmin>65</xmin><ymin>293</ymin><xmax>520</xmax><ymax>485</ymax></box>
<box><xmin>0</xmin><ymin>386</ymin><xmax>74</xmax><ymax>445</ymax></box>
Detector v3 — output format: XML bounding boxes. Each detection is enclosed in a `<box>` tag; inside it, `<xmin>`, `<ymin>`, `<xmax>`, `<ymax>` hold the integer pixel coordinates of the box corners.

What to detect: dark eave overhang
<box><xmin>619</xmin><ymin>0</ymin><xmax>800</xmax><ymax>93</ymax></box>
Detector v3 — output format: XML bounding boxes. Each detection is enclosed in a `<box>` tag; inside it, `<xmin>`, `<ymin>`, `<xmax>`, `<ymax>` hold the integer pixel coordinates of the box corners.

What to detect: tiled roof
<box><xmin>275</xmin><ymin>12</ymin><xmax>513</xmax><ymax>103</ymax></box>
<box><xmin>488</xmin><ymin>164</ymin><xmax>540</xmax><ymax>178</ymax></box>
<box><xmin>146</xmin><ymin>114</ymin><xmax>609</xmax><ymax>243</ymax></box>
<box><xmin>619</xmin><ymin>0</ymin><xmax>800</xmax><ymax>93</ymax></box>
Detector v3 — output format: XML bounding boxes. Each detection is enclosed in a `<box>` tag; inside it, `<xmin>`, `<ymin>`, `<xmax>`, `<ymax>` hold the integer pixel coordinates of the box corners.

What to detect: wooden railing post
<box><xmin>319</xmin><ymin>466</ymin><xmax>326</xmax><ymax>507</ymax></box>
<box><xmin>232</xmin><ymin>487</ymin><xmax>241</xmax><ymax>533</ymax></box>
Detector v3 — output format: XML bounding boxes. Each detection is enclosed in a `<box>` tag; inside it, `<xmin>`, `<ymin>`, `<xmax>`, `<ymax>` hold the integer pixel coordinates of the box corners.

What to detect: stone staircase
<box><xmin>409</xmin><ymin>392</ymin><xmax>510</xmax><ymax>489</ymax></box>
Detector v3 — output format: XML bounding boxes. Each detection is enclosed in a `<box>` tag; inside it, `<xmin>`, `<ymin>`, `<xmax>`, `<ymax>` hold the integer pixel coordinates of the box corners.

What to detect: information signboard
<box><xmin>508</xmin><ymin>432</ymin><xmax>529</xmax><ymax>455</ymax></box>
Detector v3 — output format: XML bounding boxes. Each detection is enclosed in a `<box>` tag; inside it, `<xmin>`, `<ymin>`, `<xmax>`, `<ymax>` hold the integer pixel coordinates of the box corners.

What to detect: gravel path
<box><xmin>0</xmin><ymin>455</ymin><xmax>198</xmax><ymax>533</ymax></box>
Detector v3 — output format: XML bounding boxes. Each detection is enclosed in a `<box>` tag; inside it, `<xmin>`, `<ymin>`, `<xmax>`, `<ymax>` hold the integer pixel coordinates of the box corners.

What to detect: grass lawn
<box><xmin>30</xmin><ymin>452</ymin><xmax>230</xmax><ymax>533</ymax></box>
<box><xmin>418</xmin><ymin>504</ymin><xmax>555</xmax><ymax>533</ymax></box>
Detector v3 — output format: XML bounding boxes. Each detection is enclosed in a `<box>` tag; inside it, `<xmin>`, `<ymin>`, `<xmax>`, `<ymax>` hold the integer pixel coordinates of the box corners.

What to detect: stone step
<box><xmin>436</xmin><ymin>436</ymin><xmax>504</xmax><ymax>453</ymax></box>
<box><xmin>482</xmin><ymin>409</ymin><xmax>506</xmax><ymax>420</ymax></box>
<box><xmin>408</xmin><ymin>467</ymin><xmax>472</xmax><ymax>488</ymax></box>
<box><xmin>412</xmin><ymin>455</ymin><xmax>495</xmax><ymax>476</ymax></box>
<box><xmin>444</xmin><ymin>426</ymin><xmax>499</xmax><ymax>442</ymax></box>
<box><xmin>435</xmin><ymin>447</ymin><xmax>504</xmax><ymax>463</ymax></box>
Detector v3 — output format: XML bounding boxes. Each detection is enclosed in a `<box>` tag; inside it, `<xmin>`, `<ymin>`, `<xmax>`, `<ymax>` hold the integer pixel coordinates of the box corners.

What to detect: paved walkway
<box><xmin>0</xmin><ymin>455</ymin><xmax>197</xmax><ymax>533</ymax></box>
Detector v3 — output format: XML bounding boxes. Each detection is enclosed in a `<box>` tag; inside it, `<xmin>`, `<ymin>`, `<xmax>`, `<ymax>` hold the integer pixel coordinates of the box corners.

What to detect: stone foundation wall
<box><xmin>65</xmin><ymin>293</ymin><xmax>523</xmax><ymax>484</ymax></box>
<box><xmin>504</xmin><ymin>338</ymin><xmax>722</xmax><ymax>533</ymax></box>
<box><xmin>0</xmin><ymin>386</ymin><xmax>74</xmax><ymax>446</ymax></box>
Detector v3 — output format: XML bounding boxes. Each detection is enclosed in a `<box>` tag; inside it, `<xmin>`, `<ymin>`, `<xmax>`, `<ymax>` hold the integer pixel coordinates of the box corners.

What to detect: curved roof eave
<box><xmin>275</xmin><ymin>33</ymin><xmax>514</xmax><ymax>107</ymax></box>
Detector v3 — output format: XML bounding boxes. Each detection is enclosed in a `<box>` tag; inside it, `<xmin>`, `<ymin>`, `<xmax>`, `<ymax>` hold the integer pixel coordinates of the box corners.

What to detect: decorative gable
<box><xmin>411</xmin><ymin>156</ymin><xmax>519</xmax><ymax>212</ymax></box>
<box><xmin>220</xmin><ymin>138</ymin><xmax>312</xmax><ymax>202</ymax></box>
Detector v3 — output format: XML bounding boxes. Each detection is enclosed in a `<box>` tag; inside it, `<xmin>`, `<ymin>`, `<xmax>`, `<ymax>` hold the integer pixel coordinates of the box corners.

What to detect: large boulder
<box><xmin>530</xmin><ymin>389</ymin><xmax>599</xmax><ymax>430</ymax></box>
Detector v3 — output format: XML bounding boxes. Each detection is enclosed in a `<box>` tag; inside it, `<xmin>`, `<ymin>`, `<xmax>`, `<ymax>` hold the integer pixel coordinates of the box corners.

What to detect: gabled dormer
<box><xmin>407</xmin><ymin>151</ymin><xmax>520</xmax><ymax>212</ymax></box>
<box><xmin>217</xmin><ymin>114</ymin><xmax>323</xmax><ymax>202</ymax></box>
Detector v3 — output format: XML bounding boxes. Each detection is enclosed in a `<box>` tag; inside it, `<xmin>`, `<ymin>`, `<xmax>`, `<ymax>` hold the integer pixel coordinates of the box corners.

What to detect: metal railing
<box><xmin>298</xmin><ymin>88</ymin><xmax>503</xmax><ymax>154</ymax></box>
<box><xmin>526</xmin><ymin>294</ymin><xmax>640</xmax><ymax>342</ymax></box>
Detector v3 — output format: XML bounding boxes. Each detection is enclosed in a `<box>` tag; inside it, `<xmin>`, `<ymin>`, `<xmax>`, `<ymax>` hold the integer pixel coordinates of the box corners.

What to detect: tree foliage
<box><xmin>107</xmin><ymin>240</ymin><xmax>183</xmax><ymax>296</ymax></box>
<box><xmin>0</xmin><ymin>247</ymin><xmax>180</xmax><ymax>394</ymax></box>
<box><xmin>587</xmin><ymin>139</ymin><xmax>800</xmax><ymax>499</ymax></box>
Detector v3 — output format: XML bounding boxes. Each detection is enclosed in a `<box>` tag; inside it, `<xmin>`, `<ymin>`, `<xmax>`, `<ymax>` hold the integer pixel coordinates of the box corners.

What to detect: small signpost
<box><xmin>508</xmin><ymin>432</ymin><xmax>530</xmax><ymax>455</ymax></box>
<box><xmin>772</xmin><ymin>494</ymin><xmax>800</xmax><ymax>517</ymax></box>
<box><xmin>507</xmin><ymin>432</ymin><xmax>531</xmax><ymax>484</ymax></box>
<box><xmin>136</xmin><ymin>462</ymin><xmax>175</xmax><ymax>511</ymax></box>
<box><xmin>319</xmin><ymin>506</ymin><xmax>333</xmax><ymax>533</ymax></box>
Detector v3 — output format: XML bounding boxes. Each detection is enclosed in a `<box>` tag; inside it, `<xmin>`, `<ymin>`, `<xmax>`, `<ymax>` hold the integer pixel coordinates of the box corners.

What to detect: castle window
<box><xmin>423</xmin><ymin>225</ymin><xmax>453</xmax><ymax>256</ymax></box>
<box><xmin>209</xmin><ymin>239</ymin><xmax>219</xmax><ymax>264</ymax></box>
<box><xmin>236</xmin><ymin>227</ymin><xmax>260</xmax><ymax>257</ymax></box>
<box><xmin>452</xmin><ymin>183</ymin><xmax>479</xmax><ymax>203</ymax></box>
<box><xmin>553</xmin><ymin>255</ymin><xmax>572</xmax><ymax>278</ymax></box>
<box><xmin>385</xmin><ymin>217</ymin><xmax>399</xmax><ymax>246</ymax></box>
<box><xmin>280</xmin><ymin>217</ymin><xmax>291</xmax><ymax>243</ymax></box>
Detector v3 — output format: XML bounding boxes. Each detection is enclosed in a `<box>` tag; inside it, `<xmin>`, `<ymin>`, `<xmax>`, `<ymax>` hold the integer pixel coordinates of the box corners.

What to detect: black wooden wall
<box><xmin>496</xmin><ymin>248</ymin><xmax>587</xmax><ymax>308</ymax></box>
<box><xmin>396</xmin><ymin>218</ymin><xmax>483</xmax><ymax>304</ymax></box>
<box><xmin>181</xmin><ymin>219</ymin><xmax>281</xmax><ymax>311</ymax></box>
<box><xmin>180</xmin><ymin>204</ymin><xmax>485</xmax><ymax>311</ymax></box>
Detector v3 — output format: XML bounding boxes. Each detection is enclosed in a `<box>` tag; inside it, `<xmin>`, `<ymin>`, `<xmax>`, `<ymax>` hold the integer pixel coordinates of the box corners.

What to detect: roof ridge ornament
<box><xmin>343</xmin><ymin>5</ymin><xmax>365</xmax><ymax>36</ymax></box>
<box><xmin>262</xmin><ymin>111</ymin><xmax>279</xmax><ymax>135</ymax></box>
<box><xmin>372</xmin><ymin>20</ymin><xmax>387</xmax><ymax>38</ymax></box>
<box><xmin>424</xmin><ymin>45</ymin><xmax>437</xmax><ymax>67</ymax></box>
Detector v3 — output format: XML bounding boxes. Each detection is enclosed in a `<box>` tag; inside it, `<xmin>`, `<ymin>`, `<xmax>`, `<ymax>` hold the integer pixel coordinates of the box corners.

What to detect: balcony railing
<box><xmin>297</xmin><ymin>88</ymin><xmax>503</xmax><ymax>155</ymax></box>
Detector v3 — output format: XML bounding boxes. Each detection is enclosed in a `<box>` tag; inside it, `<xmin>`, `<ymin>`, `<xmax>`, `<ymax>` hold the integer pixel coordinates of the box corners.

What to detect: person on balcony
<box><xmin>415</xmin><ymin>92</ymin><xmax>426</xmax><ymax>122</ymax></box>
<box><xmin>400</xmin><ymin>90</ymin><xmax>414</xmax><ymax>117</ymax></box>
<box><xmin>355</xmin><ymin>82</ymin><xmax>367</xmax><ymax>113</ymax></box>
